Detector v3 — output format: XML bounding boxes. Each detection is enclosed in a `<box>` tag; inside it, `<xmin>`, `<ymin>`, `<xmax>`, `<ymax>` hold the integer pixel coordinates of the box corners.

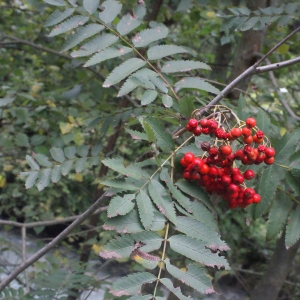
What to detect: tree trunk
<box><xmin>227</xmin><ymin>0</ymin><xmax>267</xmax><ymax>99</ymax></box>
<box><xmin>250</xmin><ymin>230</ymin><xmax>300</xmax><ymax>300</ymax></box>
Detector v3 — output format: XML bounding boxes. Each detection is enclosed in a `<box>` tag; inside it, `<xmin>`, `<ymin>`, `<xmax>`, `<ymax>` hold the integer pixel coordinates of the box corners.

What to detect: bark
<box><xmin>250</xmin><ymin>230</ymin><xmax>300</xmax><ymax>300</ymax></box>
<box><xmin>227</xmin><ymin>0</ymin><xmax>267</xmax><ymax>99</ymax></box>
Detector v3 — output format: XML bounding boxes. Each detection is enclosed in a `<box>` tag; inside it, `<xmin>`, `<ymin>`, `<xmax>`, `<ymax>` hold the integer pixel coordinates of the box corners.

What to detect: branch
<box><xmin>0</xmin><ymin>206</ymin><xmax>108</xmax><ymax>228</ymax></box>
<box><xmin>0</xmin><ymin>192</ymin><xmax>108</xmax><ymax>292</ymax></box>
<box><xmin>255</xmin><ymin>56</ymin><xmax>300</xmax><ymax>74</ymax></box>
<box><xmin>207</xmin><ymin>26</ymin><xmax>300</xmax><ymax>107</ymax></box>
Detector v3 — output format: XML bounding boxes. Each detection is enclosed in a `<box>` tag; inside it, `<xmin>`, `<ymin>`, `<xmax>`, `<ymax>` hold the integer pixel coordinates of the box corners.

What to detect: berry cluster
<box><xmin>180</xmin><ymin>116</ymin><xmax>276</xmax><ymax>209</ymax></box>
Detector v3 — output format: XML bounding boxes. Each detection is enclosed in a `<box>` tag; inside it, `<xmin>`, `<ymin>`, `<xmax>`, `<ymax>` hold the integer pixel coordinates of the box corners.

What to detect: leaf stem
<box><xmin>274</xmin><ymin>163</ymin><xmax>291</xmax><ymax>170</ymax></box>
<box><xmin>277</xmin><ymin>186</ymin><xmax>300</xmax><ymax>205</ymax></box>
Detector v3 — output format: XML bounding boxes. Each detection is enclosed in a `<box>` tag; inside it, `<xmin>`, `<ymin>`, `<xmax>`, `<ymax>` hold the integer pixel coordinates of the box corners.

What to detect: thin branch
<box><xmin>0</xmin><ymin>192</ymin><xmax>108</xmax><ymax>292</ymax></box>
<box><xmin>21</xmin><ymin>227</ymin><xmax>29</xmax><ymax>293</ymax></box>
<box><xmin>255</xmin><ymin>56</ymin><xmax>300</xmax><ymax>74</ymax></box>
<box><xmin>207</xmin><ymin>26</ymin><xmax>300</xmax><ymax>107</ymax></box>
<box><xmin>0</xmin><ymin>206</ymin><xmax>108</xmax><ymax>228</ymax></box>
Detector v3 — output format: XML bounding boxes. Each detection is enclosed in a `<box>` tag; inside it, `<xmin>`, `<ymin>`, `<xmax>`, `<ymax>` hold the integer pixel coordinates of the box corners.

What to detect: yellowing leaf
<box><xmin>280</xmin><ymin>127</ymin><xmax>287</xmax><ymax>136</ymax></box>
<box><xmin>74</xmin><ymin>131</ymin><xmax>84</xmax><ymax>145</ymax></box>
<box><xmin>31</xmin><ymin>84</ymin><xmax>42</xmax><ymax>94</ymax></box>
<box><xmin>0</xmin><ymin>177</ymin><xmax>6</xmax><ymax>188</ymax></box>
<box><xmin>276</xmin><ymin>44</ymin><xmax>289</xmax><ymax>55</ymax></box>
<box><xmin>180</xmin><ymin>267</ymin><xmax>187</xmax><ymax>272</ymax></box>
<box><xmin>206</xmin><ymin>11</ymin><xmax>215</xmax><ymax>18</ymax></box>
<box><xmin>3</xmin><ymin>165</ymin><xmax>13</xmax><ymax>171</ymax></box>
<box><xmin>38</xmin><ymin>128</ymin><xmax>44</xmax><ymax>135</ymax></box>
<box><xmin>68</xmin><ymin>115</ymin><xmax>75</xmax><ymax>123</ymax></box>
<box><xmin>157</xmin><ymin>261</ymin><xmax>165</xmax><ymax>269</ymax></box>
<box><xmin>92</xmin><ymin>244</ymin><xmax>102</xmax><ymax>254</ymax></box>
<box><xmin>59</xmin><ymin>122</ymin><xmax>74</xmax><ymax>134</ymax></box>
<box><xmin>46</xmin><ymin>99</ymin><xmax>56</xmax><ymax>108</ymax></box>
<box><xmin>74</xmin><ymin>173</ymin><xmax>83</xmax><ymax>182</ymax></box>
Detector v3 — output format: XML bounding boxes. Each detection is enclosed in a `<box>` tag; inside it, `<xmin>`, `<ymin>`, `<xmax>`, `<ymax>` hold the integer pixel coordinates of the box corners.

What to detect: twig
<box><xmin>0</xmin><ymin>206</ymin><xmax>108</xmax><ymax>228</ymax></box>
<box><xmin>0</xmin><ymin>192</ymin><xmax>108</xmax><ymax>292</ymax></box>
<box><xmin>21</xmin><ymin>227</ymin><xmax>29</xmax><ymax>293</ymax></box>
<box><xmin>255</xmin><ymin>56</ymin><xmax>300</xmax><ymax>74</ymax></box>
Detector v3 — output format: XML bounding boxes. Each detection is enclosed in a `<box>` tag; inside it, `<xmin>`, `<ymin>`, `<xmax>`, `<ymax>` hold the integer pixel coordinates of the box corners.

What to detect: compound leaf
<box><xmin>110</xmin><ymin>272</ymin><xmax>157</xmax><ymax>297</ymax></box>
<box><xmin>147</xmin><ymin>44</ymin><xmax>189</xmax><ymax>60</ymax></box>
<box><xmin>51</xmin><ymin>165</ymin><xmax>62</xmax><ymax>183</ymax></box>
<box><xmin>175</xmin><ymin>77</ymin><xmax>220</xmax><ymax>95</ymax></box>
<box><xmin>75</xmin><ymin>157</ymin><xmax>87</xmax><ymax>173</ymax></box>
<box><xmin>33</xmin><ymin>154</ymin><xmax>52</xmax><ymax>168</ymax></box>
<box><xmin>285</xmin><ymin>206</ymin><xmax>300</xmax><ymax>248</ymax></box>
<box><xmin>136</xmin><ymin>190</ymin><xmax>154</xmax><ymax>230</ymax></box>
<box><xmin>25</xmin><ymin>172</ymin><xmax>39</xmax><ymax>189</ymax></box>
<box><xmin>48</xmin><ymin>16</ymin><xmax>89</xmax><ymax>37</ymax></box>
<box><xmin>107</xmin><ymin>194</ymin><xmax>135</xmax><ymax>218</ymax></box>
<box><xmin>286</xmin><ymin>168</ymin><xmax>300</xmax><ymax>196</ymax></box>
<box><xmin>103</xmin><ymin>58</ymin><xmax>146</xmax><ymax>87</ymax></box>
<box><xmin>26</xmin><ymin>155</ymin><xmax>40</xmax><ymax>171</ymax></box>
<box><xmin>61</xmin><ymin>160</ymin><xmax>73</xmax><ymax>176</ymax></box>
<box><xmin>36</xmin><ymin>169</ymin><xmax>52</xmax><ymax>191</ymax></box>
<box><xmin>50</xmin><ymin>147</ymin><xmax>65</xmax><ymax>163</ymax></box>
<box><xmin>44</xmin><ymin>8</ymin><xmax>75</xmax><ymax>27</ymax></box>
<box><xmin>99</xmin><ymin>0</ymin><xmax>122</xmax><ymax>23</ymax></box>
<box><xmin>162</xmin><ymin>60</ymin><xmax>210</xmax><ymax>73</ymax></box>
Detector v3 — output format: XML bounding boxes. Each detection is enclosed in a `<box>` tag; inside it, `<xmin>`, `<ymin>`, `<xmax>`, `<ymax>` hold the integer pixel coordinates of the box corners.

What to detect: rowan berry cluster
<box><xmin>180</xmin><ymin>116</ymin><xmax>276</xmax><ymax>209</ymax></box>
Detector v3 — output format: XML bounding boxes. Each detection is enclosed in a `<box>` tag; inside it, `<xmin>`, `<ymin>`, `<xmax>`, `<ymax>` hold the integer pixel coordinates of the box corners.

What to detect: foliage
<box><xmin>0</xmin><ymin>0</ymin><xmax>299</xmax><ymax>299</ymax></box>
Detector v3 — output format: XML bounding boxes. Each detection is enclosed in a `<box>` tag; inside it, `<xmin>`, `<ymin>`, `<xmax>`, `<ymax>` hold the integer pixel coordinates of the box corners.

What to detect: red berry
<box><xmin>256</xmin><ymin>130</ymin><xmax>264</xmax><ymax>139</ymax></box>
<box><xmin>252</xmin><ymin>194</ymin><xmax>261</xmax><ymax>203</ymax></box>
<box><xmin>200</xmin><ymin>119</ymin><xmax>208</xmax><ymax>128</ymax></box>
<box><xmin>231</xmin><ymin>128</ymin><xmax>242</xmax><ymax>138</ymax></box>
<box><xmin>188</xmin><ymin>118</ymin><xmax>198</xmax><ymax>128</ymax></box>
<box><xmin>221</xmin><ymin>174</ymin><xmax>232</xmax><ymax>186</ymax></box>
<box><xmin>258</xmin><ymin>145</ymin><xmax>266</xmax><ymax>152</ymax></box>
<box><xmin>253</xmin><ymin>134</ymin><xmax>263</xmax><ymax>144</ymax></box>
<box><xmin>234</xmin><ymin>149</ymin><xmax>244</xmax><ymax>160</ymax></box>
<box><xmin>243</xmin><ymin>135</ymin><xmax>253</xmax><ymax>144</ymax></box>
<box><xmin>228</xmin><ymin>184</ymin><xmax>239</xmax><ymax>194</ymax></box>
<box><xmin>191</xmin><ymin>171</ymin><xmax>201</xmax><ymax>180</ymax></box>
<box><xmin>243</xmin><ymin>188</ymin><xmax>255</xmax><ymax>199</ymax></box>
<box><xmin>180</xmin><ymin>157</ymin><xmax>189</xmax><ymax>167</ymax></box>
<box><xmin>232</xmin><ymin>174</ymin><xmax>244</xmax><ymax>184</ymax></box>
<box><xmin>192</xmin><ymin>158</ymin><xmax>204</xmax><ymax>170</ymax></box>
<box><xmin>255</xmin><ymin>153</ymin><xmax>265</xmax><ymax>164</ymax></box>
<box><xmin>201</xmin><ymin>142</ymin><xmax>211</xmax><ymax>151</ymax></box>
<box><xmin>186</xmin><ymin>124</ymin><xmax>193</xmax><ymax>132</ymax></box>
<box><xmin>183</xmin><ymin>171</ymin><xmax>192</xmax><ymax>180</ymax></box>
<box><xmin>220</xmin><ymin>145</ymin><xmax>232</xmax><ymax>156</ymax></box>
<box><xmin>183</xmin><ymin>152</ymin><xmax>194</xmax><ymax>163</ymax></box>
<box><xmin>207</xmin><ymin>119</ymin><xmax>217</xmax><ymax>128</ymax></box>
<box><xmin>193</xmin><ymin>126</ymin><xmax>202</xmax><ymax>136</ymax></box>
<box><xmin>242</xmin><ymin>127</ymin><xmax>252</xmax><ymax>137</ymax></box>
<box><xmin>232</xmin><ymin>168</ymin><xmax>241</xmax><ymax>175</ymax></box>
<box><xmin>199</xmin><ymin>164</ymin><xmax>210</xmax><ymax>175</ymax></box>
<box><xmin>265</xmin><ymin>147</ymin><xmax>275</xmax><ymax>157</ymax></box>
<box><xmin>244</xmin><ymin>169</ymin><xmax>255</xmax><ymax>180</ymax></box>
<box><xmin>246</xmin><ymin>117</ymin><xmax>256</xmax><ymax>128</ymax></box>
<box><xmin>209</xmin><ymin>147</ymin><xmax>218</xmax><ymax>157</ymax></box>
<box><xmin>216</xmin><ymin>128</ymin><xmax>225</xmax><ymax>139</ymax></box>
<box><xmin>209</xmin><ymin>166</ymin><xmax>219</xmax><ymax>178</ymax></box>
<box><xmin>264</xmin><ymin>156</ymin><xmax>275</xmax><ymax>165</ymax></box>
<box><xmin>202</xmin><ymin>127</ymin><xmax>209</xmax><ymax>134</ymax></box>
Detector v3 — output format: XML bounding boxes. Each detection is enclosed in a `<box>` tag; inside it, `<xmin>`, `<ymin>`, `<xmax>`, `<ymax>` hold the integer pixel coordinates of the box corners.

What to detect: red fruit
<box><xmin>192</xmin><ymin>158</ymin><xmax>204</xmax><ymax>170</ymax></box>
<box><xmin>188</xmin><ymin>118</ymin><xmax>198</xmax><ymax>128</ymax></box>
<box><xmin>229</xmin><ymin>200</ymin><xmax>238</xmax><ymax>209</ymax></box>
<box><xmin>183</xmin><ymin>152</ymin><xmax>195</xmax><ymax>163</ymax></box>
<box><xmin>243</xmin><ymin>188</ymin><xmax>255</xmax><ymax>199</ymax></box>
<box><xmin>252</xmin><ymin>194</ymin><xmax>261</xmax><ymax>203</ymax></box>
<box><xmin>218</xmin><ymin>168</ymin><xmax>225</xmax><ymax>177</ymax></box>
<box><xmin>232</xmin><ymin>173</ymin><xmax>244</xmax><ymax>184</ymax></box>
<box><xmin>232</xmin><ymin>168</ymin><xmax>241</xmax><ymax>175</ymax></box>
<box><xmin>258</xmin><ymin>145</ymin><xmax>266</xmax><ymax>152</ymax></box>
<box><xmin>216</xmin><ymin>128</ymin><xmax>225</xmax><ymax>139</ymax></box>
<box><xmin>241</xmin><ymin>155</ymin><xmax>250</xmax><ymax>165</ymax></box>
<box><xmin>231</xmin><ymin>128</ymin><xmax>242</xmax><ymax>138</ymax></box>
<box><xmin>221</xmin><ymin>174</ymin><xmax>232</xmax><ymax>186</ymax></box>
<box><xmin>265</xmin><ymin>147</ymin><xmax>276</xmax><ymax>157</ymax></box>
<box><xmin>243</xmin><ymin>135</ymin><xmax>253</xmax><ymax>144</ymax></box>
<box><xmin>220</xmin><ymin>145</ymin><xmax>232</xmax><ymax>156</ymax></box>
<box><xmin>209</xmin><ymin>166</ymin><xmax>219</xmax><ymax>178</ymax></box>
<box><xmin>246</xmin><ymin>117</ymin><xmax>256</xmax><ymax>128</ymax></box>
<box><xmin>228</xmin><ymin>184</ymin><xmax>239</xmax><ymax>194</ymax></box>
<box><xmin>234</xmin><ymin>149</ymin><xmax>244</xmax><ymax>160</ymax></box>
<box><xmin>183</xmin><ymin>171</ymin><xmax>191</xmax><ymax>180</ymax></box>
<box><xmin>186</xmin><ymin>124</ymin><xmax>193</xmax><ymax>132</ymax></box>
<box><xmin>202</xmin><ymin>127</ymin><xmax>210</xmax><ymax>134</ymax></box>
<box><xmin>200</xmin><ymin>164</ymin><xmax>210</xmax><ymax>175</ymax></box>
<box><xmin>247</xmin><ymin>149</ymin><xmax>258</xmax><ymax>161</ymax></box>
<box><xmin>242</xmin><ymin>127</ymin><xmax>252</xmax><ymax>137</ymax></box>
<box><xmin>209</xmin><ymin>147</ymin><xmax>218</xmax><ymax>157</ymax></box>
<box><xmin>207</xmin><ymin>119</ymin><xmax>217</xmax><ymax>128</ymax></box>
<box><xmin>227</xmin><ymin>132</ymin><xmax>235</xmax><ymax>141</ymax></box>
<box><xmin>201</xmin><ymin>142</ymin><xmax>211</xmax><ymax>151</ymax></box>
<box><xmin>256</xmin><ymin>130</ymin><xmax>264</xmax><ymax>139</ymax></box>
<box><xmin>193</xmin><ymin>126</ymin><xmax>202</xmax><ymax>136</ymax></box>
<box><xmin>223</xmin><ymin>167</ymin><xmax>233</xmax><ymax>175</ymax></box>
<box><xmin>180</xmin><ymin>157</ymin><xmax>189</xmax><ymax>167</ymax></box>
<box><xmin>264</xmin><ymin>157</ymin><xmax>275</xmax><ymax>165</ymax></box>
<box><xmin>200</xmin><ymin>119</ymin><xmax>208</xmax><ymax>127</ymax></box>
<box><xmin>253</xmin><ymin>134</ymin><xmax>263</xmax><ymax>144</ymax></box>
<box><xmin>244</xmin><ymin>169</ymin><xmax>255</xmax><ymax>180</ymax></box>
<box><xmin>191</xmin><ymin>172</ymin><xmax>201</xmax><ymax>180</ymax></box>
<box><xmin>255</xmin><ymin>153</ymin><xmax>265</xmax><ymax>164</ymax></box>
<box><xmin>244</xmin><ymin>145</ymin><xmax>253</xmax><ymax>154</ymax></box>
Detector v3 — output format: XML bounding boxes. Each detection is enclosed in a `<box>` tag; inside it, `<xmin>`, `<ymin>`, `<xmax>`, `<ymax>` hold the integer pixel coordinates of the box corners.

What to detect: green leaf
<box><xmin>107</xmin><ymin>194</ymin><xmax>135</xmax><ymax>218</ymax></box>
<box><xmin>44</xmin><ymin>0</ymin><xmax>66</xmax><ymax>6</ymax></box>
<box><xmin>99</xmin><ymin>0</ymin><xmax>122</xmax><ymax>23</ymax></box>
<box><xmin>71</xmin><ymin>34</ymin><xmax>119</xmax><ymax>57</ymax></box>
<box><xmin>285</xmin><ymin>3</ymin><xmax>299</xmax><ymax>14</ymax></box>
<box><xmin>255</xmin><ymin>165</ymin><xmax>280</xmax><ymax>218</ymax></box>
<box><xmin>77</xmin><ymin>145</ymin><xmax>89</xmax><ymax>157</ymax></box>
<box><xmin>0</xmin><ymin>97</ymin><xmax>15</xmax><ymax>107</ymax></box>
<box><xmin>256</xmin><ymin>109</ymin><xmax>270</xmax><ymax>136</ymax></box>
<box><xmin>36</xmin><ymin>169</ymin><xmax>52</xmax><ymax>191</ymax></box>
<box><xmin>141</xmin><ymin>90</ymin><xmax>158</xmax><ymax>106</ymax></box>
<box><xmin>61</xmin><ymin>160</ymin><xmax>73</xmax><ymax>176</ymax></box>
<box><xmin>102</xmin><ymin>179</ymin><xmax>139</xmax><ymax>190</ymax></box>
<box><xmin>26</xmin><ymin>155</ymin><xmax>40</xmax><ymax>171</ymax></box>
<box><xmin>25</xmin><ymin>172</ymin><xmax>39</xmax><ymax>189</ymax></box>
<box><xmin>33</xmin><ymin>154</ymin><xmax>52</xmax><ymax>168</ymax></box>
<box><xmin>128</xmin><ymin>295</ymin><xmax>153</xmax><ymax>300</ymax></box>
<box><xmin>104</xmin><ymin>210</ymin><xmax>166</xmax><ymax>233</ymax></box>
<box><xmin>191</xmin><ymin>201</ymin><xmax>218</xmax><ymax>231</ymax></box>
<box><xmin>84</xmin><ymin>46</ymin><xmax>132</xmax><ymax>67</ymax></box>
<box><xmin>176</xmin><ymin>216</ymin><xmax>230</xmax><ymax>251</ymax></box>
<box><xmin>44</xmin><ymin>8</ymin><xmax>75</xmax><ymax>27</ymax></box>
<box><xmin>75</xmin><ymin>157</ymin><xmax>87</xmax><ymax>172</ymax></box>
<box><xmin>175</xmin><ymin>77</ymin><xmax>220</xmax><ymax>95</ymax></box>
<box><xmin>103</xmin><ymin>58</ymin><xmax>146</xmax><ymax>87</ymax></box>
<box><xmin>117</xmin><ymin>13</ymin><xmax>143</xmax><ymax>36</ymax></box>
<box><xmin>148</xmin><ymin>180</ymin><xmax>177</xmax><ymax>224</ymax></box>
<box><xmin>160</xmin><ymin>278</ymin><xmax>190</xmax><ymax>300</ymax></box>
<box><xmin>64</xmin><ymin>146</ymin><xmax>76</xmax><ymax>159</ymax></box>
<box><xmin>277</xmin><ymin>15</ymin><xmax>292</xmax><ymax>27</ymax></box>
<box><xmin>266</xmin><ymin>191</ymin><xmax>293</xmax><ymax>241</ymax></box>
<box><xmin>285</xmin><ymin>206</ymin><xmax>300</xmax><ymax>248</ymax></box>
<box><xmin>61</xmin><ymin>24</ymin><xmax>104</xmax><ymax>52</ymax></box>
<box><xmin>110</xmin><ymin>272</ymin><xmax>157</xmax><ymax>296</ymax></box>
<box><xmin>117</xmin><ymin>78</ymin><xmax>140</xmax><ymax>97</ymax></box>
<box><xmin>91</xmin><ymin>144</ymin><xmax>102</xmax><ymax>156</ymax></box>
<box><xmin>147</xmin><ymin>44</ymin><xmax>189</xmax><ymax>60</ymax></box>
<box><xmin>286</xmin><ymin>168</ymin><xmax>300</xmax><ymax>195</ymax></box>
<box><xmin>15</xmin><ymin>133</ymin><xmax>30</xmax><ymax>147</ymax></box>
<box><xmin>162</xmin><ymin>60</ymin><xmax>210</xmax><ymax>73</ymax></box>
<box><xmin>136</xmin><ymin>190</ymin><xmax>154</xmax><ymax>230</ymax></box>
<box><xmin>241</xmin><ymin>16</ymin><xmax>260</xmax><ymax>31</ymax></box>
<box><xmin>162</xmin><ymin>94</ymin><xmax>173</xmax><ymax>108</ymax></box>
<box><xmin>51</xmin><ymin>165</ymin><xmax>62</xmax><ymax>183</ymax></box>
<box><xmin>48</xmin><ymin>16</ymin><xmax>89</xmax><ymax>37</ymax></box>
<box><xmin>168</xmin><ymin>235</ymin><xmax>230</xmax><ymax>269</ymax></box>
<box><xmin>89</xmin><ymin>156</ymin><xmax>99</xmax><ymax>166</ymax></box>
<box><xmin>83</xmin><ymin>0</ymin><xmax>100</xmax><ymax>14</ymax></box>
<box><xmin>274</xmin><ymin>130</ymin><xmax>300</xmax><ymax>164</ymax></box>
<box><xmin>164</xmin><ymin>259</ymin><xmax>214</xmax><ymax>294</ymax></box>
<box><xmin>179</xmin><ymin>95</ymin><xmax>195</xmax><ymax>119</ymax></box>
<box><xmin>237</xmin><ymin>6</ymin><xmax>251</xmax><ymax>15</ymax></box>
<box><xmin>236</xmin><ymin>93</ymin><xmax>248</xmax><ymax>120</ymax></box>
<box><xmin>160</xmin><ymin>168</ymin><xmax>192</xmax><ymax>213</ymax></box>
<box><xmin>149</xmin><ymin>76</ymin><xmax>168</xmax><ymax>93</ymax></box>
<box><xmin>50</xmin><ymin>147</ymin><xmax>65</xmax><ymax>163</ymax></box>
<box><xmin>132</xmin><ymin>25</ymin><xmax>168</xmax><ymax>48</ymax></box>
<box><xmin>143</xmin><ymin>117</ymin><xmax>174</xmax><ymax>152</ymax></box>
<box><xmin>176</xmin><ymin>181</ymin><xmax>213</xmax><ymax>211</ymax></box>
<box><xmin>176</xmin><ymin>0</ymin><xmax>193</xmax><ymax>11</ymax></box>
<box><xmin>126</xmin><ymin>129</ymin><xmax>148</xmax><ymax>141</ymax></box>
